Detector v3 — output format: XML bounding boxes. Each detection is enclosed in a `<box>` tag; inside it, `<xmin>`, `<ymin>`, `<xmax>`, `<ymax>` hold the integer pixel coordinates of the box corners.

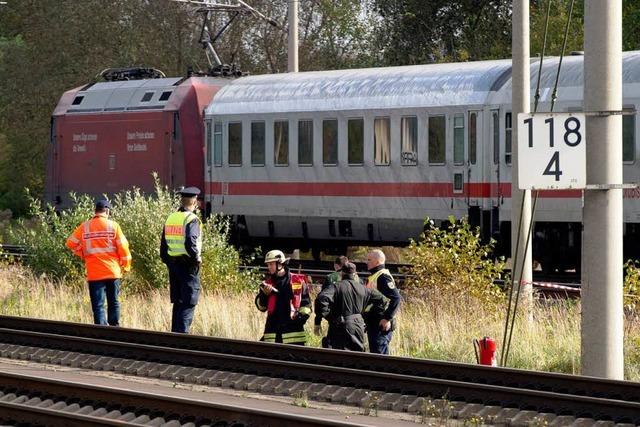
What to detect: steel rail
<box><xmin>0</xmin><ymin>320</ymin><xmax>638</xmax><ymax>423</ymax></box>
<box><xmin>0</xmin><ymin>315</ymin><xmax>632</xmax><ymax>401</ymax></box>
<box><xmin>0</xmin><ymin>370</ymin><xmax>362</xmax><ymax>427</ymax></box>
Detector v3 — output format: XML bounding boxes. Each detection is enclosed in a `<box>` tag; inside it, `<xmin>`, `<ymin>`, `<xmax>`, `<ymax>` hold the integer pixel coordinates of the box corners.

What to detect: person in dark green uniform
<box><xmin>160</xmin><ymin>187</ymin><xmax>202</xmax><ymax>334</ymax></box>
<box><xmin>313</xmin><ymin>255</ymin><xmax>348</xmax><ymax>347</ymax></box>
<box><xmin>316</xmin><ymin>262</ymin><xmax>386</xmax><ymax>351</ymax></box>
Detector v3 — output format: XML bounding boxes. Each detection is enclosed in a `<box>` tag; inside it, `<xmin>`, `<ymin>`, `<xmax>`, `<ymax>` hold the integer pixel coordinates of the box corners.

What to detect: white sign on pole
<box><xmin>517</xmin><ymin>112</ymin><xmax>586</xmax><ymax>190</ymax></box>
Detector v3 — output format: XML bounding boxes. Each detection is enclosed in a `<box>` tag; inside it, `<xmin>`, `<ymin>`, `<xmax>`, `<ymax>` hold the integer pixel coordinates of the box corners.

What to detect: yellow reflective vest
<box><xmin>366</xmin><ymin>268</ymin><xmax>392</xmax><ymax>289</ymax></box>
<box><xmin>164</xmin><ymin>211</ymin><xmax>202</xmax><ymax>257</ymax></box>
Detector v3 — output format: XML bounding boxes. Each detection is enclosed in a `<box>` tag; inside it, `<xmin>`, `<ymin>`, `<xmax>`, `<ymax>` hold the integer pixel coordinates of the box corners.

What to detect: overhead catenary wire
<box><xmin>533</xmin><ymin>0</ymin><xmax>553</xmax><ymax>113</ymax></box>
<box><xmin>550</xmin><ymin>0</ymin><xmax>576</xmax><ymax>113</ymax></box>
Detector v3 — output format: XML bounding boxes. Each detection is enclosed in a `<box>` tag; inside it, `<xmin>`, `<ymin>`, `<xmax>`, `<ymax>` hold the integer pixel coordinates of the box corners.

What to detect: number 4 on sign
<box><xmin>517</xmin><ymin>113</ymin><xmax>586</xmax><ymax>190</ymax></box>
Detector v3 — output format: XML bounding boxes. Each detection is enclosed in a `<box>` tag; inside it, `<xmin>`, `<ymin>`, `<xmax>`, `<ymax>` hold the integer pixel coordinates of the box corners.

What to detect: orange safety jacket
<box><xmin>66</xmin><ymin>213</ymin><xmax>132</xmax><ymax>281</ymax></box>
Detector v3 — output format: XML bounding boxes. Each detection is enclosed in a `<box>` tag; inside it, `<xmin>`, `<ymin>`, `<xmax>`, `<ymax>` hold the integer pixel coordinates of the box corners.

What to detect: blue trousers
<box><xmin>367</xmin><ymin>327</ymin><xmax>393</xmax><ymax>355</ymax></box>
<box><xmin>171</xmin><ymin>303</ymin><xmax>196</xmax><ymax>333</ymax></box>
<box><xmin>88</xmin><ymin>279</ymin><xmax>120</xmax><ymax>326</ymax></box>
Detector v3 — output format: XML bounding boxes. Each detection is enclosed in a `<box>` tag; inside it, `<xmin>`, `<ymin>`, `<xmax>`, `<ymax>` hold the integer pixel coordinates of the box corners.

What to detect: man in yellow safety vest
<box><xmin>160</xmin><ymin>187</ymin><xmax>202</xmax><ymax>333</ymax></box>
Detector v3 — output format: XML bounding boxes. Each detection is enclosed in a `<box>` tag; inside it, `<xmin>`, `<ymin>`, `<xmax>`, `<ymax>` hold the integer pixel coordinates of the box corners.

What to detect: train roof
<box><xmin>205</xmin><ymin>60</ymin><xmax>513</xmax><ymax>116</ymax></box>
<box><xmin>206</xmin><ymin>50</ymin><xmax>640</xmax><ymax>116</ymax></box>
<box><xmin>53</xmin><ymin>76</ymin><xmax>230</xmax><ymax>116</ymax></box>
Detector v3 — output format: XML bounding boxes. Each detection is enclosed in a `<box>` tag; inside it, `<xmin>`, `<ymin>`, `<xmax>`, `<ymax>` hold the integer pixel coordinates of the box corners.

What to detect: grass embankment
<box><xmin>2</xmin><ymin>264</ymin><xmax>639</xmax><ymax>380</ymax></box>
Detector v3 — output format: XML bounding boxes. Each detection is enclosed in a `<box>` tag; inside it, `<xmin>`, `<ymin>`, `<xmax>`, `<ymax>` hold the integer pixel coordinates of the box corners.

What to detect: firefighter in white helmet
<box><xmin>255</xmin><ymin>249</ymin><xmax>312</xmax><ymax>345</ymax></box>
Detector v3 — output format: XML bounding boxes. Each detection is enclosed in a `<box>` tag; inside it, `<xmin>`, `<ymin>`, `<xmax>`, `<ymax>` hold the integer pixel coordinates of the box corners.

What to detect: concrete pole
<box><xmin>582</xmin><ymin>0</ymin><xmax>624</xmax><ymax>379</ymax></box>
<box><xmin>288</xmin><ymin>0</ymin><xmax>299</xmax><ymax>73</ymax></box>
<box><xmin>511</xmin><ymin>0</ymin><xmax>533</xmax><ymax>310</ymax></box>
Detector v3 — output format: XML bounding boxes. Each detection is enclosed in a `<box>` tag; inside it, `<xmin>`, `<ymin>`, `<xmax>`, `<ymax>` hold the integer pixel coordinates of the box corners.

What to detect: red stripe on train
<box><xmin>205</xmin><ymin>182</ymin><xmax>583</xmax><ymax>198</ymax></box>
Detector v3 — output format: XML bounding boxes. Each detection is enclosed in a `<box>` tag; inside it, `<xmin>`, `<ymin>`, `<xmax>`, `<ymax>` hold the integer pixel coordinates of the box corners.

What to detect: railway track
<box><xmin>0</xmin><ymin>370</ymin><xmax>362</xmax><ymax>426</ymax></box>
<box><xmin>0</xmin><ymin>316</ymin><xmax>637</xmax><ymax>425</ymax></box>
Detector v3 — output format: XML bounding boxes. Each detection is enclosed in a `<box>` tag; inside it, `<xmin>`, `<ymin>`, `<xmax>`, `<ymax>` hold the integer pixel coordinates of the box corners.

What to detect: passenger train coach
<box><xmin>203</xmin><ymin>52</ymin><xmax>640</xmax><ymax>271</ymax></box>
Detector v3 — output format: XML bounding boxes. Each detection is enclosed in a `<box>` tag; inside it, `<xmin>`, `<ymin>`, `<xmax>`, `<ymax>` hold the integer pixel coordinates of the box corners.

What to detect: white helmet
<box><xmin>264</xmin><ymin>249</ymin><xmax>288</xmax><ymax>264</ymax></box>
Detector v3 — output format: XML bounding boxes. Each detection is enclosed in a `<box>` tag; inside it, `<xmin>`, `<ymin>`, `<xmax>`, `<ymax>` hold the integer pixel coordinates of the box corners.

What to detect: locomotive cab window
<box><xmin>428</xmin><ymin>115</ymin><xmax>446</xmax><ymax>164</ymax></box>
<box><xmin>348</xmin><ymin>118</ymin><xmax>364</xmax><ymax>165</ymax></box>
<box><xmin>251</xmin><ymin>121</ymin><xmax>265</xmax><ymax>166</ymax></box>
<box><xmin>623</xmin><ymin>108</ymin><xmax>636</xmax><ymax>163</ymax></box>
<box><xmin>323</xmin><ymin>119</ymin><xmax>338</xmax><ymax>165</ymax></box>
<box><xmin>159</xmin><ymin>91</ymin><xmax>172</xmax><ymax>101</ymax></box>
<box><xmin>453</xmin><ymin>114</ymin><xmax>465</xmax><ymax>165</ymax></box>
<box><xmin>505</xmin><ymin>112</ymin><xmax>512</xmax><ymax>165</ymax></box>
<box><xmin>141</xmin><ymin>92</ymin><xmax>154</xmax><ymax>102</ymax></box>
<box><xmin>298</xmin><ymin>120</ymin><xmax>313</xmax><ymax>166</ymax></box>
<box><xmin>274</xmin><ymin>120</ymin><xmax>289</xmax><ymax>166</ymax></box>
<box><xmin>401</xmin><ymin>116</ymin><xmax>418</xmax><ymax>166</ymax></box>
<box><xmin>374</xmin><ymin>117</ymin><xmax>390</xmax><ymax>165</ymax></box>
<box><xmin>228</xmin><ymin>122</ymin><xmax>242</xmax><ymax>166</ymax></box>
<box><xmin>72</xmin><ymin>96</ymin><xmax>84</xmax><ymax>105</ymax></box>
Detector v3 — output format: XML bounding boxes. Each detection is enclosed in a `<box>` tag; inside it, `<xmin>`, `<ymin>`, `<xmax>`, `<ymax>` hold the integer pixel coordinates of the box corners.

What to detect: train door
<box><xmin>466</xmin><ymin>110</ymin><xmax>482</xmax><ymax>230</ymax></box>
<box><xmin>490</xmin><ymin>109</ymin><xmax>501</xmax><ymax>238</ymax></box>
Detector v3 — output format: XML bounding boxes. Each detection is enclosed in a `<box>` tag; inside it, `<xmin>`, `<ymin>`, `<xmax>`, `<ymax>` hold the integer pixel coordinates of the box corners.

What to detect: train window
<box><xmin>72</xmin><ymin>96</ymin><xmax>84</xmax><ymax>105</ymax></box>
<box><xmin>374</xmin><ymin>117</ymin><xmax>391</xmax><ymax>165</ymax></box>
<box><xmin>348</xmin><ymin>118</ymin><xmax>364</xmax><ymax>165</ymax></box>
<box><xmin>206</xmin><ymin>120</ymin><xmax>212</xmax><ymax>167</ymax></box>
<box><xmin>159</xmin><ymin>91</ymin><xmax>172</xmax><ymax>101</ymax></box>
<box><xmin>228</xmin><ymin>122</ymin><xmax>242</xmax><ymax>166</ymax></box>
<box><xmin>401</xmin><ymin>116</ymin><xmax>418</xmax><ymax>166</ymax></box>
<box><xmin>428</xmin><ymin>115</ymin><xmax>446</xmax><ymax>164</ymax></box>
<box><xmin>251</xmin><ymin>121</ymin><xmax>265</xmax><ymax>166</ymax></box>
<box><xmin>468</xmin><ymin>112</ymin><xmax>477</xmax><ymax>165</ymax></box>
<box><xmin>298</xmin><ymin>120</ymin><xmax>313</xmax><ymax>166</ymax></box>
<box><xmin>623</xmin><ymin>110</ymin><xmax>635</xmax><ymax>163</ymax></box>
<box><xmin>454</xmin><ymin>172</ymin><xmax>463</xmax><ymax>193</ymax></box>
<box><xmin>141</xmin><ymin>92</ymin><xmax>154</xmax><ymax>102</ymax></box>
<box><xmin>323</xmin><ymin>119</ymin><xmax>338</xmax><ymax>165</ymax></box>
<box><xmin>213</xmin><ymin>122</ymin><xmax>222</xmax><ymax>166</ymax></box>
<box><xmin>505</xmin><ymin>112</ymin><xmax>512</xmax><ymax>165</ymax></box>
<box><xmin>454</xmin><ymin>115</ymin><xmax>465</xmax><ymax>165</ymax></box>
<box><xmin>274</xmin><ymin>120</ymin><xmax>289</xmax><ymax>166</ymax></box>
<box><xmin>492</xmin><ymin>112</ymin><xmax>499</xmax><ymax>164</ymax></box>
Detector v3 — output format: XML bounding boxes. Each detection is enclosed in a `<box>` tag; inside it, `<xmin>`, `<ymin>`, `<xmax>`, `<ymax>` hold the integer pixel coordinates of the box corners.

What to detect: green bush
<box><xmin>404</xmin><ymin>216</ymin><xmax>505</xmax><ymax>310</ymax></box>
<box><xmin>9</xmin><ymin>177</ymin><xmax>255</xmax><ymax>294</ymax></box>
<box><xmin>624</xmin><ymin>259</ymin><xmax>640</xmax><ymax>314</ymax></box>
<box><xmin>8</xmin><ymin>190</ymin><xmax>89</xmax><ymax>286</ymax></box>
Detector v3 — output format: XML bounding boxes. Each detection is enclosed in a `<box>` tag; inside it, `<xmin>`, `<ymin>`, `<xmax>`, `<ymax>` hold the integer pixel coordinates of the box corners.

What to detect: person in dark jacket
<box><xmin>255</xmin><ymin>250</ymin><xmax>312</xmax><ymax>345</ymax></box>
<box><xmin>316</xmin><ymin>262</ymin><xmax>386</xmax><ymax>351</ymax></box>
<box><xmin>160</xmin><ymin>187</ymin><xmax>202</xmax><ymax>334</ymax></box>
<box><xmin>365</xmin><ymin>249</ymin><xmax>401</xmax><ymax>354</ymax></box>
<box><xmin>313</xmin><ymin>255</ymin><xmax>349</xmax><ymax>347</ymax></box>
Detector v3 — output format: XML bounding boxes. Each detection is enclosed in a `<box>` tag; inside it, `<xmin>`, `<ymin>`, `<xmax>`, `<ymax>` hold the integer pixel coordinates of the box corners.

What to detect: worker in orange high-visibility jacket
<box><xmin>66</xmin><ymin>199</ymin><xmax>131</xmax><ymax>326</ymax></box>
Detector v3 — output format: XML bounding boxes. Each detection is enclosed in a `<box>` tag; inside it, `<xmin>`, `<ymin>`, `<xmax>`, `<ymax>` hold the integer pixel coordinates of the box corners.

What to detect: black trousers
<box><xmin>167</xmin><ymin>259</ymin><xmax>200</xmax><ymax>334</ymax></box>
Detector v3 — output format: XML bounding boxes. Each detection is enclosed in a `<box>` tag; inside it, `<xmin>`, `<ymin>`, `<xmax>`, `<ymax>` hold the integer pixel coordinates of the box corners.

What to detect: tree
<box><xmin>370</xmin><ymin>0</ymin><xmax>512</xmax><ymax>65</ymax></box>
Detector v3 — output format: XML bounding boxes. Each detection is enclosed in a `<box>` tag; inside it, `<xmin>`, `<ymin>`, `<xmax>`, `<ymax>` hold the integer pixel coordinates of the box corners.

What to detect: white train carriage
<box><xmin>203</xmin><ymin>52</ymin><xmax>640</xmax><ymax>269</ymax></box>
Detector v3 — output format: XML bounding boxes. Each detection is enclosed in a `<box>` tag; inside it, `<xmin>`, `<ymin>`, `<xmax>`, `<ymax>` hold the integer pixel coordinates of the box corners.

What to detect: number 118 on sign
<box><xmin>517</xmin><ymin>112</ymin><xmax>586</xmax><ymax>190</ymax></box>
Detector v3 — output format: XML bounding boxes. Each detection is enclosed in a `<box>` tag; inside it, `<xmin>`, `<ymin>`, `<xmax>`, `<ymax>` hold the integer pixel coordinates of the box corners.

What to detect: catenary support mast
<box><xmin>288</xmin><ymin>0</ymin><xmax>298</xmax><ymax>72</ymax></box>
<box><xmin>512</xmin><ymin>0</ymin><xmax>533</xmax><ymax>311</ymax></box>
<box><xmin>582</xmin><ymin>0</ymin><xmax>624</xmax><ymax>379</ymax></box>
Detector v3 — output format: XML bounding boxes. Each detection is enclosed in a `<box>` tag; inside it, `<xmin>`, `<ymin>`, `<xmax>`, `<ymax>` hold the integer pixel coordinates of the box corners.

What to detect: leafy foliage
<box><xmin>370</xmin><ymin>0</ymin><xmax>512</xmax><ymax>64</ymax></box>
<box><xmin>9</xmin><ymin>177</ymin><xmax>255</xmax><ymax>294</ymax></box>
<box><xmin>404</xmin><ymin>217</ymin><xmax>505</xmax><ymax>310</ymax></box>
<box><xmin>624</xmin><ymin>259</ymin><xmax>640</xmax><ymax>314</ymax></box>
<box><xmin>8</xmin><ymin>191</ymin><xmax>91</xmax><ymax>286</ymax></box>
